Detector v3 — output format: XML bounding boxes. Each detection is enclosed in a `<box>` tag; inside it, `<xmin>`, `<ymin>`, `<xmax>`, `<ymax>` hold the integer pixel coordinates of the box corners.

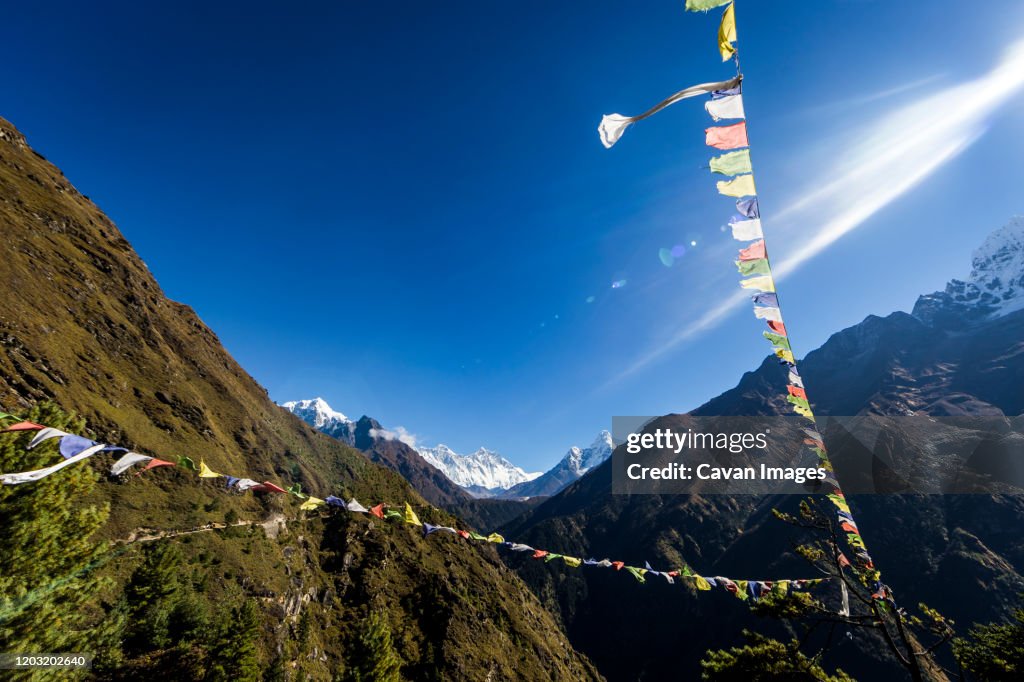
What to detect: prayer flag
<box><xmin>626</xmin><ymin>567</ymin><xmax>647</xmax><ymax>583</ymax></box>
<box><xmin>710</xmin><ymin>149</ymin><xmax>751</xmax><ymax>176</ymax></box>
<box><xmin>1</xmin><ymin>443</ymin><xmax>106</xmax><ymax>485</ymax></box>
<box><xmin>789</xmin><ymin>369</ymin><xmax>804</xmax><ymax>387</ymax></box>
<box><xmin>730</xmin><ymin>217</ymin><xmax>763</xmax><ymax>241</ymax></box>
<box><xmin>767</xmin><ymin>320</ymin><xmax>787</xmax><ymax>335</ymax></box>
<box><xmin>788</xmin><ymin>385</ymin><xmax>808</xmax><ymax>400</ymax></box>
<box><xmin>739</xmin><ymin>275</ymin><xmax>775</xmax><ymax>292</ymax></box>
<box><xmin>705</xmin><ymin>121</ymin><xmax>748</xmax><ymax>149</ymax></box>
<box><xmin>142</xmin><ymin>458</ymin><xmax>175</xmax><ymax>473</ymax></box>
<box><xmin>300</xmin><ymin>497</ymin><xmax>325</xmax><ymax>511</ymax></box>
<box><xmin>287</xmin><ymin>483</ymin><xmax>308</xmax><ymax>499</ymax></box>
<box><xmin>705</xmin><ymin>94</ymin><xmax>744</xmax><ymax>121</ymax></box>
<box><xmin>325</xmin><ymin>495</ymin><xmax>346</xmax><ymax>507</ymax></box>
<box><xmin>736</xmin><ymin>197</ymin><xmax>759</xmax><ymax>218</ymax></box>
<box><xmin>776</xmin><ymin>348</ymin><xmax>797</xmax><ymax>365</ymax></box>
<box><xmin>717</xmin><ymin>174</ymin><xmax>756</xmax><ymax>197</ymax></box>
<box><xmin>694</xmin><ymin>576</ymin><xmax>712</xmax><ymax>590</ymax></box>
<box><xmin>2</xmin><ymin>420</ymin><xmax>45</xmax><ymax>432</ymax></box>
<box><xmin>59</xmin><ymin>434</ymin><xmax>100</xmax><ymax>459</ymax></box>
<box><xmin>751</xmin><ymin>291</ymin><xmax>777</xmax><ymax>306</ymax></box>
<box><xmin>508</xmin><ymin>543</ymin><xmax>534</xmax><ymax>552</ymax></box>
<box><xmin>718</xmin><ymin>2</ymin><xmax>737</xmax><ymax>61</ymax></box>
<box><xmin>686</xmin><ymin>0</ymin><xmax>732</xmax><ymax>10</ymax></box>
<box><xmin>178</xmin><ymin>456</ymin><xmax>197</xmax><ymax>471</ymax></box>
<box><xmin>384</xmin><ymin>509</ymin><xmax>403</xmax><ymax>520</ymax></box>
<box><xmin>563</xmin><ymin>556</ymin><xmax>582</xmax><ymax>568</ymax></box>
<box><xmin>486</xmin><ymin>532</ymin><xmax>505</xmax><ymax>543</ymax></box>
<box><xmin>753</xmin><ymin>306</ymin><xmax>782</xmax><ymax>322</ymax></box>
<box><xmin>599</xmin><ymin>76</ymin><xmax>741</xmax><ymax>147</ymax></box>
<box><xmin>110</xmin><ymin>452</ymin><xmax>152</xmax><ymax>476</ymax></box>
<box><xmin>346</xmin><ymin>498</ymin><xmax>369</xmax><ymax>513</ymax></box>
<box><xmin>611</xmin><ymin>561</ymin><xmax>625</xmax><ymax>571</ymax></box>
<box><xmin>544</xmin><ymin>553</ymin><xmax>564</xmax><ymax>562</ymax></box>
<box><xmin>736</xmin><ymin>258</ymin><xmax>770</xmax><ymax>276</ymax></box>
<box><xmin>763</xmin><ymin>331</ymin><xmax>791</xmax><ymax>350</ymax></box>
<box><xmin>468</xmin><ymin>531</ymin><xmax>488</xmax><ymax>541</ymax></box>
<box><xmin>256</xmin><ymin>481</ymin><xmax>287</xmax><ymax>494</ymax></box>
<box><xmin>28</xmin><ymin>427</ymin><xmax>69</xmax><ymax>450</ymax></box>
<box><xmin>532</xmin><ymin>550</ymin><xmax>549</xmax><ymax>559</ymax></box>
<box><xmin>198</xmin><ymin>460</ymin><xmax>223</xmax><ymax>478</ymax></box>
<box><xmin>404</xmin><ymin>502</ymin><xmax>422</xmax><ymax>526</ymax></box>
<box><xmin>737</xmin><ymin>239</ymin><xmax>765</xmax><ymax>261</ymax></box>
<box><xmin>370</xmin><ymin>503</ymin><xmax>386</xmax><ymax>519</ymax></box>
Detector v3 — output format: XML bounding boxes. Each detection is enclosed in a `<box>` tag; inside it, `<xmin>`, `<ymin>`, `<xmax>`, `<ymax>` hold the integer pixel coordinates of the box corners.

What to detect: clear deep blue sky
<box><xmin>5</xmin><ymin>1</ymin><xmax>1024</xmax><ymax>470</ymax></box>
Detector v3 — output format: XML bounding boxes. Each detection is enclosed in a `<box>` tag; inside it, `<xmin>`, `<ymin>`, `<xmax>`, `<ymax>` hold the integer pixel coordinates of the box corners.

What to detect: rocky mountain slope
<box><xmin>416</xmin><ymin>443</ymin><xmax>541</xmax><ymax>495</ymax></box>
<box><xmin>0</xmin><ymin>117</ymin><xmax>599</xmax><ymax>680</ymax></box>
<box><xmin>503</xmin><ymin>219</ymin><xmax>1024</xmax><ymax>680</ymax></box>
<box><xmin>503</xmin><ymin>431</ymin><xmax>614</xmax><ymax>498</ymax></box>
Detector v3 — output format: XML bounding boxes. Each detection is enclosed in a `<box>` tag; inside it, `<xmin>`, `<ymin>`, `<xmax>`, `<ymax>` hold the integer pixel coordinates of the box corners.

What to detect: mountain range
<box><xmin>499</xmin><ymin>217</ymin><xmax>1024</xmax><ymax>680</ymax></box>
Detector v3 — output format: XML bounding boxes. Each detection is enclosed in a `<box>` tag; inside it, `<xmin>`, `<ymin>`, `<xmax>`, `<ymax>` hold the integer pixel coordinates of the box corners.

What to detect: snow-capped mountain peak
<box><xmin>281</xmin><ymin>397</ymin><xmax>355</xmax><ymax>444</ymax></box>
<box><xmin>913</xmin><ymin>217</ymin><xmax>1024</xmax><ymax>323</ymax></box>
<box><xmin>415</xmin><ymin>443</ymin><xmax>541</xmax><ymax>492</ymax></box>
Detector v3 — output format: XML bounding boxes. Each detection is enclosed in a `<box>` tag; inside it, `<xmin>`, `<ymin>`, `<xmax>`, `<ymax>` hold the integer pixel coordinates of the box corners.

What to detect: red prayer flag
<box><xmin>803</xmin><ymin>437</ymin><xmax>825</xmax><ymax>449</ymax></box>
<box><xmin>840</xmin><ymin>521</ymin><xmax>859</xmax><ymax>534</ymax></box>
<box><xmin>532</xmin><ymin>550</ymin><xmax>549</xmax><ymax>559</ymax></box>
<box><xmin>767</xmin><ymin>320</ymin><xmax>788</xmax><ymax>336</ymax></box>
<box><xmin>705</xmin><ymin>121</ymin><xmax>748</xmax><ymax>150</ymax></box>
<box><xmin>838</xmin><ymin>552</ymin><xmax>851</xmax><ymax>568</ymax></box>
<box><xmin>140</xmin><ymin>458</ymin><xmax>176</xmax><ymax>473</ymax></box>
<box><xmin>256</xmin><ymin>481</ymin><xmax>287</xmax><ymax>494</ymax></box>
<box><xmin>611</xmin><ymin>561</ymin><xmax>625</xmax><ymax>571</ymax></box>
<box><xmin>737</xmin><ymin>239</ymin><xmax>765</xmax><ymax>261</ymax></box>
<box><xmin>787</xmin><ymin>385</ymin><xmax>807</xmax><ymax>400</ymax></box>
<box><xmin>457</xmin><ymin>529</ymin><xmax>471</xmax><ymax>539</ymax></box>
<box><xmin>370</xmin><ymin>503</ymin><xmax>386</xmax><ymax>519</ymax></box>
<box><xmin>2</xmin><ymin>421</ymin><xmax>45</xmax><ymax>432</ymax></box>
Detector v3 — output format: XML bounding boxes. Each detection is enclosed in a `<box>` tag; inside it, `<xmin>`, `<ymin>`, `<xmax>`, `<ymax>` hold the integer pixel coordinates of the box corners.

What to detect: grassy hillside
<box><xmin>0</xmin><ymin>117</ymin><xmax>600</xmax><ymax>680</ymax></box>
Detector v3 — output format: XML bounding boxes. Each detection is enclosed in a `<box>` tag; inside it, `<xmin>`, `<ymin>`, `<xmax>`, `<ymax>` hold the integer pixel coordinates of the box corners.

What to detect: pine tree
<box><xmin>350</xmin><ymin>610</ymin><xmax>402</xmax><ymax>682</ymax></box>
<box><xmin>953</xmin><ymin>598</ymin><xmax>1024</xmax><ymax>681</ymax></box>
<box><xmin>206</xmin><ymin>598</ymin><xmax>263</xmax><ymax>682</ymax></box>
<box><xmin>700</xmin><ymin>630</ymin><xmax>855</xmax><ymax>681</ymax></box>
<box><xmin>124</xmin><ymin>543</ymin><xmax>183</xmax><ymax>651</ymax></box>
<box><xmin>0</xmin><ymin>403</ymin><xmax>113</xmax><ymax>665</ymax></box>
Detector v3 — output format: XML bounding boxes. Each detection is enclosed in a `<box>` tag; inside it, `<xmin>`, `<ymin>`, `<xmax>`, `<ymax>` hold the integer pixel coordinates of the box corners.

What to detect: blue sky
<box><xmin>4</xmin><ymin>1</ymin><xmax>1024</xmax><ymax>471</ymax></box>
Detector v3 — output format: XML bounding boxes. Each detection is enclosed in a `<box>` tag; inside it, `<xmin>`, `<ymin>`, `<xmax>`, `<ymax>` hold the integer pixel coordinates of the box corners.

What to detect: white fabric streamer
<box><xmin>110</xmin><ymin>452</ymin><xmax>153</xmax><ymax>476</ymax></box>
<box><xmin>753</xmin><ymin>306</ymin><xmax>783</xmax><ymax>322</ymax></box>
<box><xmin>599</xmin><ymin>76</ymin><xmax>741</xmax><ymax>148</ymax></box>
<box><xmin>1</xmin><ymin>443</ymin><xmax>106</xmax><ymax>485</ymax></box>
<box><xmin>27</xmin><ymin>427</ymin><xmax>70</xmax><ymax>450</ymax></box>
<box><xmin>705</xmin><ymin>94</ymin><xmax>745</xmax><ymax>121</ymax></box>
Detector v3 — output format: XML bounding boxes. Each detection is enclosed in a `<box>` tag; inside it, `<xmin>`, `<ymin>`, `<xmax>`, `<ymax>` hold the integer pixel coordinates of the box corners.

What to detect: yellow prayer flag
<box><xmin>718</xmin><ymin>2</ymin><xmax>737</xmax><ymax>61</ymax></box>
<box><xmin>562</xmin><ymin>556</ymin><xmax>582</xmax><ymax>568</ymax></box>
<box><xmin>198</xmin><ymin>459</ymin><xmax>223</xmax><ymax>478</ymax></box>
<box><xmin>300</xmin><ymin>496</ymin><xmax>325</xmax><ymax>511</ymax></box>
<box><xmin>716</xmin><ymin>174</ymin><xmax>756</xmax><ymax>198</ymax></box>
<box><xmin>739</xmin><ymin>275</ymin><xmax>775</xmax><ymax>293</ymax></box>
<box><xmin>404</xmin><ymin>502</ymin><xmax>422</xmax><ymax>526</ymax></box>
<box><xmin>486</xmin><ymin>532</ymin><xmax>505</xmax><ymax>543</ymax></box>
<box><xmin>694</xmin><ymin>575</ymin><xmax>712</xmax><ymax>591</ymax></box>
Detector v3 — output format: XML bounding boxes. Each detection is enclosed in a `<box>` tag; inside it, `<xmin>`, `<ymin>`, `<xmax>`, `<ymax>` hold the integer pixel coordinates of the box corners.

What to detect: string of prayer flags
<box><xmin>718</xmin><ymin>1</ymin><xmax>737</xmax><ymax>61</ymax></box>
<box><xmin>716</xmin><ymin>174</ymin><xmax>756</xmax><ymax>197</ymax></box>
<box><xmin>710</xmin><ymin>149</ymin><xmax>752</xmax><ymax>176</ymax></box>
<box><xmin>729</xmin><ymin>217</ymin><xmax>763</xmax><ymax>241</ymax></box>
<box><xmin>705</xmin><ymin>121</ymin><xmax>748</xmax><ymax>150</ymax></box>
<box><xmin>599</xmin><ymin>76</ymin><xmax>741</xmax><ymax>148</ymax></box>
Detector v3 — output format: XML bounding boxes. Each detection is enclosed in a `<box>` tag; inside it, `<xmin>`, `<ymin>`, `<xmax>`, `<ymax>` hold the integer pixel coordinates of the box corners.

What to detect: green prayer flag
<box><xmin>383</xmin><ymin>509</ymin><xmax>403</xmax><ymax>520</ymax></box>
<box><xmin>177</xmin><ymin>456</ymin><xmax>197</xmax><ymax>471</ymax></box>
<box><xmin>734</xmin><ymin>580</ymin><xmax>749</xmax><ymax>600</ymax></box>
<box><xmin>710</xmin><ymin>149</ymin><xmax>752</xmax><ymax>176</ymax></box>
<box><xmin>763</xmin><ymin>331</ymin><xmax>791</xmax><ymax>350</ymax></box>
<box><xmin>544</xmin><ymin>553</ymin><xmax>564</xmax><ymax>562</ymax></box>
<box><xmin>787</xmin><ymin>395</ymin><xmax>811</xmax><ymax>410</ymax></box>
<box><xmin>287</xmin><ymin>483</ymin><xmax>308</xmax><ymax>500</ymax></box>
<box><xmin>469</xmin><ymin>532</ymin><xmax>488</xmax><ymax>541</ymax></box>
<box><xmin>681</xmin><ymin>564</ymin><xmax>695</xmax><ymax>577</ymax></box>
<box><xmin>772</xmin><ymin>580</ymin><xmax>789</xmax><ymax>596</ymax></box>
<box><xmin>0</xmin><ymin>411</ymin><xmax>17</xmax><ymax>421</ymax></box>
<box><xmin>626</xmin><ymin>567</ymin><xmax>648</xmax><ymax>583</ymax></box>
<box><xmin>736</xmin><ymin>258</ymin><xmax>770</xmax><ymax>276</ymax></box>
<box><xmin>686</xmin><ymin>0</ymin><xmax>732</xmax><ymax>11</ymax></box>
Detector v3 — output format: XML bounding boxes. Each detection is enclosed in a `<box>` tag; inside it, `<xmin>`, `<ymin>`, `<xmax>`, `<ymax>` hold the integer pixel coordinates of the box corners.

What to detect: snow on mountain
<box><xmin>502</xmin><ymin>430</ymin><xmax>614</xmax><ymax>499</ymax></box>
<box><xmin>415</xmin><ymin>444</ymin><xmax>542</xmax><ymax>494</ymax></box>
<box><xmin>281</xmin><ymin>397</ymin><xmax>356</xmax><ymax>444</ymax></box>
<box><xmin>913</xmin><ymin>216</ymin><xmax>1024</xmax><ymax>324</ymax></box>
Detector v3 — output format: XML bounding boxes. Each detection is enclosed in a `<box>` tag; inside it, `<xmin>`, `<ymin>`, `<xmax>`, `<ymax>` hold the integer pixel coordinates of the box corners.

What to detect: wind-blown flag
<box><xmin>788</xmin><ymin>385</ymin><xmax>808</xmax><ymax>400</ymax></box>
<box><xmin>178</xmin><ymin>456</ymin><xmax>198</xmax><ymax>472</ymax></box>
<box><xmin>766</xmin><ymin>320</ymin><xmax>787</xmax><ymax>336</ymax></box>
<box><xmin>300</xmin><ymin>496</ymin><xmax>325</xmax><ymax>511</ymax></box>
<box><xmin>751</xmin><ymin>291</ymin><xmax>777</xmax><ymax>306</ymax></box>
<box><xmin>736</xmin><ymin>258</ymin><xmax>770</xmax><ymax>276</ymax></box>
<box><xmin>563</xmin><ymin>556</ymin><xmax>583</xmax><ymax>568</ymax></box>
<box><xmin>1</xmin><ymin>443</ymin><xmax>106</xmax><ymax>485</ymax></box>
<box><xmin>736</xmin><ymin>197</ymin><xmax>759</xmax><ymax>218</ymax></box>
<box><xmin>287</xmin><ymin>483</ymin><xmax>307</xmax><ymax>499</ymax></box>
<box><xmin>717</xmin><ymin>174</ymin><xmax>756</xmax><ymax>197</ymax></box>
<box><xmin>60</xmin><ymin>435</ymin><xmax>105</xmax><ymax>459</ymax></box>
<box><xmin>198</xmin><ymin>460</ymin><xmax>223</xmax><ymax>478</ymax></box>
<box><xmin>737</xmin><ymin>239</ymin><xmax>765</xmax><ymax>261</ymax></box>
<box><xmin>370</xmin><ymin>503</ymin><xmax>386</xmax><ymax>519</ymax></box>
<box><xmin>705</xmin><ymin>94</ymin><xmax>744</xmax><ymax>121</ymax></box>
<box><xmin>110</xmin><ymin>452</ymin><xmax>153</xmax><ymax>476</ymax></box>
<box><xmin>789</xmin><ymin>369</ymin><xmax>804</xmax><ymax>388</ymax></box>
<box><xmin>142</xmin><ymin>458</ymin><xmax>175</xmax><ymax>473</ymax></box>
<box><xmin>28</xmin><ymin>427</ymin><xmax>69</xmax><ymax>450</ymax></box>
<box><xmin>739</xmin><ymin>275</ymin><xmax>775</xmax><ymax>292</ymax></box>
<box><xmin>763</xmin><ymin>331</ymin><xmax>791</xmax><ymax>350</ymax></box>
<box><xmin>685</xmin><ymin>0</ymin><xmax>732</xmax><ymax>10</ymax></box>
<box><xmin>718</xmin><ymin>1</ymin><xmax>737</xmax><ymax>61</ymax></box>
<box><xmin>625</xmin><ymin>567</ymin><xmax>648</xmax><ymax>583</ymax></box>
<box><xmin>753</xmin><ymin>306</ymin><xmax>782</xmax><ymax>322</ymax></box>
<box><xmin>346</xmin><ymin>498</ymin><xmax>369</xmax><ymax>513</ymax></box>
<box><xmin>2</xmin><ymin>421</ymin><xmax>45</xmax><ymax>432</ymax></box>
<box><xmin>705</xmin><ymin>121</ymin><xmax>748</xmax><ymax>149</ymax></box>
<box><xmin>729</xmin><ymin>217</ymin><xmax>763</xmax><ymax>240</ymax></box>
<box><xmin>710</xmin><ymin>149</ymin><xmax>752</xmax><ymax>176</ymax></box>
<box><xmin>254</xmin><ymin>481</ymin><xmax>287</xmax><ymax>494</ymax></box>
<box><xmin>599</xmin><ymin>76</ymin><xmax>741</xmax><ymax>148</ymax></box>
<box><xmin>404</xmin><ymin>502</ymin><xmax>422</xmax><ymax>526</ymax></box>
